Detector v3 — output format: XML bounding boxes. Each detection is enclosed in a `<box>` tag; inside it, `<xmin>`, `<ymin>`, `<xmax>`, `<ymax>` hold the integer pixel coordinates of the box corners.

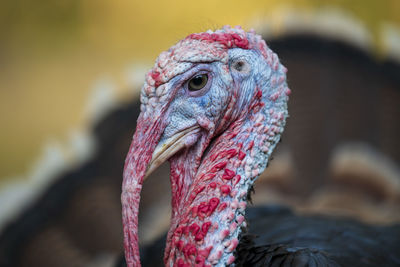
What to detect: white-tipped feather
<box><xmin>330</xmin><ymin>143</ymin><xmax>400</xmax><ymax>200</ymax></box>
<box><xmin>382</xmin><ymin>23</ymin><xmax>400</xmax><ymax>61</ymax></box>
<box><xmin>0</xmin><ymin>140</ymin><xmax>68</xmax><ymax>230</ymax></box>
<box><xmin>84</xmin><ymin>77</ymin><xmax>118</xmax><ymax>125</ymax></box>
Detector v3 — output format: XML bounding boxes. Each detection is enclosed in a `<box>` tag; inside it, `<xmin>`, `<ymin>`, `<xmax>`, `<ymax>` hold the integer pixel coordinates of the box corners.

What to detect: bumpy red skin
<box><xmin>165</xmin><ymin>90</ymin><xmax>287</xmax><ymax>267</ymax></box>
<box><xmin>122</xmin><ymin>25</ymin><xmax>289</xmax><ymax>267</ymax></box>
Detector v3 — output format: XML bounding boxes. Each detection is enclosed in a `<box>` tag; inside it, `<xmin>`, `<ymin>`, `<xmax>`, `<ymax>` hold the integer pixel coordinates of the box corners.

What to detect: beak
<box><xmin>145</xmin><ymin>125</ymin><xmax>200</xmax><ymax>178</ymax></box>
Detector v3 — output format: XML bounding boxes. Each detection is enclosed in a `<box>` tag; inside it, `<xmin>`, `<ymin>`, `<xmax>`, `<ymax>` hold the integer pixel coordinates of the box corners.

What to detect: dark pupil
<box><xmin>188</xmin><ymin>74</ymin><xmax>207</xmax><ymax>91</ymax></box>
<box><xmin>192</xmin><ymin>76</ymin><xmax>203</xmax><ymax>86</ymax></box>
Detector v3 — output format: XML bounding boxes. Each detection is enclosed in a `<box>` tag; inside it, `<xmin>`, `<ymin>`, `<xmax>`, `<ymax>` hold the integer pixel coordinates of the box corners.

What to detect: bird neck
<box><xmin>165</xmin><ymin>89</ymin><xmax>287</xmax><ymax>266</ymax></box>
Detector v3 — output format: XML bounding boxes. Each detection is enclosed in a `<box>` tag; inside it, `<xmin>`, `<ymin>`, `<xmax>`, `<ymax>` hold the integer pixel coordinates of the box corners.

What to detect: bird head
<box><xmin>122</xmin><ymin>26</ymin><xmax>290</xmax><ymax>267</ymax></box>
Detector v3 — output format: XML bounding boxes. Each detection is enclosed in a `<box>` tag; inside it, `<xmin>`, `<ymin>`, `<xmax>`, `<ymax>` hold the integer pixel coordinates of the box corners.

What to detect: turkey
<box><xmin>1</xmin><ymin>26</ymin><xmax>400</xmax><ymax>267</ymax></box>
<box><xmin>121</xmin><ymin>26</ymin><xmax>400</xmax><ymax>266</ymax></box>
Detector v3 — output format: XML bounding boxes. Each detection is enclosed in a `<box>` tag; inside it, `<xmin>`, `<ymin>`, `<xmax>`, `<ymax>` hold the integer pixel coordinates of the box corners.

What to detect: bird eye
<box><xmin>230</xmin><ymin>59</ymin><xmax>250</xmax><ymax>74</ymax></box>
<box><xmin>233</xmin><ymin>61</ymin><xmax>245</xmax><ymax>71</ymax></box>
<box><xmin>188</xmin><ymin>74</ymin><xmax>208</xmax><ymax>91</ymax></box>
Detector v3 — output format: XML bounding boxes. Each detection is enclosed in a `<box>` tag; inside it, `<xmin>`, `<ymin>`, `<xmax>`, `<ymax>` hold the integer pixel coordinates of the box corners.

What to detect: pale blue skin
<box><xmin>161</xmin><ymin>48</ymin><xmax>274</xmax><ymax>146</ymax></box>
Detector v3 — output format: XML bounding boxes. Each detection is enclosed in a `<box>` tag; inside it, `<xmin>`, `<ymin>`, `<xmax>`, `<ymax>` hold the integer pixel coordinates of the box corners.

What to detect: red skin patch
<box><xmin>210</xmin><ymin>148</ymin><xmax>237</xmax><ymax>162</ymax></box>
<box><xmin>220</xmin><ymin>229</ymin><xmax>230</xmax><ymax>240</ymax></box>
<box><xmin>183</xmin><ymin>244</ymin><xmax>197</xmax><ymax>258</ymax></box>
<box><xmin>233</xmin><ymin>175</ymin><xmax>241</xmax><ymax>185</ymax></box>
<box><xmin>256</xmin><ymin>88</ymin><xmax>263</xmax><ymax>99</ymax></box>
<box><xmin>150</xmin><ymin>71</ymin><xmax>160</xmax><ymax>80</ymax></box>
<box><xmin>222</xmin><ymin>169</ymin><xmax>235</xmax><ymax>180</ymax></box>
<box><xmin>209</xmin><ymin>182</ymin><xmax>217</xmax><ymax>189</ymax></box>
<box><xmin>225</xmin><ymin>148</ymin><xmax>238</xmax><ymax>158</ymax></box>
<box><xmin>191</xmin><ymin>206</ymin><xmax>198</xmax><ymax>217</ymax></box>
<box><xmin>247</xmin><ymin>140</ymin><xmax>254</xmax><ymax>150</ymax></box>
<box><xmin>177</xmin><ymin>225</ymin><xmax>188</xmax><ymax>236</ymax></box>
<box><xmin>227</xmin><ymin>255</ymin><xmax>236</xmax><ymax>265</ymax></box>
<box><xmin>228</xmin><ymin>238</ymin><xmax>239</xmax><ymax>252</ymax></box>
<box><xmin>190</xmin><ymin>223</ymin><xmax>200</xmax><ymax>235</ymax></box>
<box><xmin>201</xmin><ymin>173</ymin><xmax>216</xmax><ymax>181</ymax></box>
<box><xmin>187</xmin><ymin>32</ymin><xmax>250</xmax><ymax>50</ymax></box>
<box><xmin>208</xmin><ymin>198</ymin><xmax>220</xmax><ymax>215</ymax></box>
<box><xmin>211</xmin><ymin>161</ymin><xmax>228</xmax><ymax>172</ymax></box>
<box><xmin>237</xmin><ymin>142</ymin><xmax>243</xmax><ymax>149</ymax></box>
<box><xmin>194</xmin><ymin>185</ymin><xmax>206</xmax><ymax>195</ymax></box>
<box><xmin>195</xmin><ymin>232</ymin><xmax>205</xmax><ymax>241</ymax></box>
<box><xmin>225</xmin><ymin>130</ymin><xmax>238</xmax><ymax>139</ymax></box>
<box><xmin>209</xmin><ymin>152</ymin><xmax>219</xmax><ymax>162</ymax></box>
<box><xmin>175</xmin><ymin>240</ymin><xmax>185</xmax><ymax>251</ymax></box>
<box><xmin>238</xmin><ymin>150</ymin><xmax>246</xmax><ymax>160</ymax></box>
<box><xmin>201</xmin><ymin>222</ymin><xmax>212</xmax><ymax>235</ymax></box>
<box><xmin>237</xmin><ymin>215</ymin><xmax>245</xmax><ymax>224</ymax></box>
<box><xmin>195</xmin><ymin>255</ymin><xmax>206</xmax><ymax>267</ymax></box>
<box><xmin>176</xmin><ymin>258</ymin><xmax>189</xmax><ymax>267</ymax></box>
<box><xmin>220</xmin><ymin>184</ymin><xmax>232</xmax><ymax>195</ymax></box>
<box><xmin>198</xmin><ymin>202</ymin><xmax>209</xmax><ymax>215</ymax></box>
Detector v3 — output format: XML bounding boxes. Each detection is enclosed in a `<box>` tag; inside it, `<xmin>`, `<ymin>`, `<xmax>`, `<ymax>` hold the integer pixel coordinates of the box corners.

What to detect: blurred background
<box><xmin>0</xmin><ymin>0</ymin><xmax>399</xmax><ymax>266</ymax></box>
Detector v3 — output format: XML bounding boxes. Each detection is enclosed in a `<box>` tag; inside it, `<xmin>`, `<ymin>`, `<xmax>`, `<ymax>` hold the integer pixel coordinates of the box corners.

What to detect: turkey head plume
<box><xmin>122</xmin><ymin>26</ymin><xmax>290</xmax><ymax>266</ymax></box>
